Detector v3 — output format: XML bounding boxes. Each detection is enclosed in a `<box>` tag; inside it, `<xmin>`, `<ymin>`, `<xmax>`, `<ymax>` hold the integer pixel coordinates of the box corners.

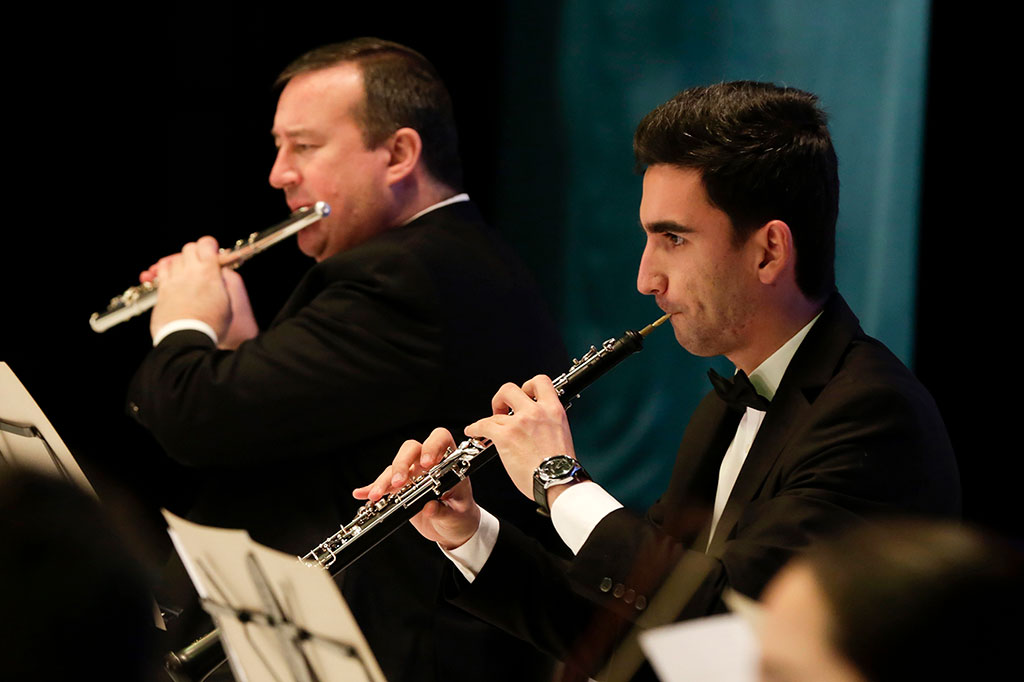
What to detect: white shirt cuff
<box><xmin>549</xmin><ymin>481</ymin><xmax>623</xmax><ymax>555</ymax></box>
<box><xmin>153</xmin><ymin>319</ymin><xmax>219</xmax><ymax>347</ymax></box>
<box><xmin>440</xmin><ymin>506</ymin><xmax>499</xmax><ymax>583</ymax></box>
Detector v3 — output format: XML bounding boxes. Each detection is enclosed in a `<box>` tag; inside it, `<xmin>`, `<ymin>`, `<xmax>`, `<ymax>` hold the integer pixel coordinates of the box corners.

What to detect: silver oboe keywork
<box><xmin>303</xmin><ymin>313</ymin><xmax>670</xmax><ymax>571</ymax></box>
<box><xmin>89</xmin><ymin>201</ymin><xmax>331</xmax><ymax>333</ymax></box>
<box><xmin>163</xmin><ymin>313</ymin><xmax>670</xmax><ymax>682</ymax></box>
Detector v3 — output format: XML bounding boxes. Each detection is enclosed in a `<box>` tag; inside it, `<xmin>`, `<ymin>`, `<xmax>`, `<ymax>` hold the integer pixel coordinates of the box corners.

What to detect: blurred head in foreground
<box><xmin>0</xmin><ymin>470</ymin><xmax>158</xmax><ymax>679</ymax></box>
<box><xmin>758</xmin><ymin>520</ymin><xmax>1022</xmax><ymax>682</ymax></box>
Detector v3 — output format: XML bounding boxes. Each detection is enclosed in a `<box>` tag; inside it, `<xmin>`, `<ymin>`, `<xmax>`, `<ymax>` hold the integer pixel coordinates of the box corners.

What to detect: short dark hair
<box><xmin>634</xmin><ymin>81</ymin><xmax>839</xmax><ymax>301</ymax></box>
<box><xmin>805</xmin><ymin>520</ymin><xmax>1023</xmax><ymax>682</ymax></box>
<box><xmin>277</xmin><ymin>37</ymin><xmax>463</xmax><ymax>190</ymax></box>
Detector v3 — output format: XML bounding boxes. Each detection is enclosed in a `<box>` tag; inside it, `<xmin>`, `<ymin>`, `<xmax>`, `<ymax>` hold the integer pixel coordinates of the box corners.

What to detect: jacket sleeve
<box><xmin>127</xmin><ymin>244</ymin><xmax>445</xmax><ymax>468</ymax></box>
<box><xmin>448</xmin><ymin>370</ymin><xmax>960</xmax><ymax>677</ymax></box>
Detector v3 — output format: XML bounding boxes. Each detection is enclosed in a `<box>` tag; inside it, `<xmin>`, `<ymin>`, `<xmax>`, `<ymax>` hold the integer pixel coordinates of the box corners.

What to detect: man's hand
<box><xmin>353</xmin><ymin>428</ymin><xmax>481</xmax><ymax>550</ymax></box>
<box><xmin>145</xmin><ymin>236</ymin><xmax>257</xmax><ymax>348</ymax></box>
<box><xmin>217</xmin><ymin>270</ymin><xmax>259</xmax><ymax>350</ymax></box>
<box><xmin>464</xmin><ymin>375</ymin><xmax>576</xmax><ymax>500</ymax></box>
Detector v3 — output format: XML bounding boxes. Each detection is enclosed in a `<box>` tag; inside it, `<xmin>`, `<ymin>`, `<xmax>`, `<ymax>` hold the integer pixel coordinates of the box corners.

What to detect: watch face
<box><xmin>540</xmin><ymin>456</ymin><xmax>576</xmax><ymax>480</ymax></box>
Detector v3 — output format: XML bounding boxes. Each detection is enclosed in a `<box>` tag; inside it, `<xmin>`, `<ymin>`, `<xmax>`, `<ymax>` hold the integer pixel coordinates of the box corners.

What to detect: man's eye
<box><xmin>665</xmin><ymin>233</ymin><xmax>686</xmax><ymax>246</ymax></box>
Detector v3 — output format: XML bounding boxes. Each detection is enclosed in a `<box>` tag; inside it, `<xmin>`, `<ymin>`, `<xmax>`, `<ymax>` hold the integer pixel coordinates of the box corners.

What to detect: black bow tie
<box><xmin>708</xmin><ymin>368</ymin><xmax>771</xmax><ymax>412</ymax></box>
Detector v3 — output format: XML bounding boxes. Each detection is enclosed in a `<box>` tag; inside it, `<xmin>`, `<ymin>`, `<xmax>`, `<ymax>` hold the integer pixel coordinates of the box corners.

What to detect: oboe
<box><xmin>163</xmin><ymin>314</ymin><xmax>670</xmax><ymax>682</ymax></box>
<box><xmin>89</xmin><ymin>201</ymin><xmax>331</xmax><ymax>333</ymax></box>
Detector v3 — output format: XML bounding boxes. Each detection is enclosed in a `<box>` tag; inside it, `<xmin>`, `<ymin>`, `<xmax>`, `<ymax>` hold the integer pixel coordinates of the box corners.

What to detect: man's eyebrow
<box><xmin>270</xmin><ymin>127</ymin><xmax>316</xmax><ymax>139</ymax></box>
<box><xmin>642</xmin><ymin>220</ymin><xmax>696</xmax><ymax>235</ymax></box>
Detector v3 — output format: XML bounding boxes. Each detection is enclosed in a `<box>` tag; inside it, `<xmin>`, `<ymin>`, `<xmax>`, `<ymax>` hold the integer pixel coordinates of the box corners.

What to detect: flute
<box><xmin>163</xmin><ymin>314</ymin><xmax>670</xmax><ymax>682</ymax></box>
<box><xmin>88</xmin><ymin>201</ymin><xmax>330</xmax><ymax>333</ymax></box>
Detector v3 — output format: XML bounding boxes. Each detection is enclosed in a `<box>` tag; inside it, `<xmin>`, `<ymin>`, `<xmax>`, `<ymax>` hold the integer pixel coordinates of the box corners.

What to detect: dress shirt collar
<box><xmin>401</xmin><ymin>193</ymin><xmax>470</xmax><ymax>226</ymax></box>
<box><xmin>746</xmin><ymin>311</ymin><xmax>823</xmax><ymax>401</ymax></box>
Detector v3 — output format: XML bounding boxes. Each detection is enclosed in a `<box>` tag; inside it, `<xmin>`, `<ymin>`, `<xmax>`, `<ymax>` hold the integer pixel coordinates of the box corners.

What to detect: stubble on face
<box><xmin>672</xmin><ymin>249</ymin><xmax>757</xmax><ymax>358</ymax></box>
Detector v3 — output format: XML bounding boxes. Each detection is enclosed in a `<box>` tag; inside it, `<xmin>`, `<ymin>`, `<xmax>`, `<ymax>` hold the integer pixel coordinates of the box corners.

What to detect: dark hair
<box><xmin>634</xmin><ymin>81</ymin><xmax>838</xmax><ymax>301</ymax></box>
<box><xmin>277</xmin><ymin>37</ymin><xmax>463</xmax><ymax>190</ymax></box>
<box><xmin>805</xmin><ymin>520</ymin><xmax>1023</xmax><ymax>682</ymax></box>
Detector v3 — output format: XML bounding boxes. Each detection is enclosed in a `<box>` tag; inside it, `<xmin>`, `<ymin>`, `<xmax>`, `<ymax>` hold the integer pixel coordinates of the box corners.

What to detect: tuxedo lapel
<box><xmin>705</xmin><ymin>294</ymin><xmax>862</xmax><ymax>556</ymax></box>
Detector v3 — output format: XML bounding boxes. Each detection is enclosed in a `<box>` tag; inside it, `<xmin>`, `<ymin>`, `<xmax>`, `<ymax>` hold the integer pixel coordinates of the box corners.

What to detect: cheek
<box><xmin>297</xmin><ymin>221</ymin><xmax>322</xmax><ymax>248</ymax></box>
<box><xmin>702</xmin><ymin>261</ymin><xmax>748</xmax><ymax>314</ymax></box>
<box><xmin>675</xmin><ymin>266</ymin><xmax>714</xmax><ymax>312</ymax></box>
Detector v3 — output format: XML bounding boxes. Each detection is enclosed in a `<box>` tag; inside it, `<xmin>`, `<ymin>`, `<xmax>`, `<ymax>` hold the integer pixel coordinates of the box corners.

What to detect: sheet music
<box><xmin>639</xmin><ymin>614</ymin><xmax>758</xmax><ymax>682</ymax></box>
<box><xmin>165</xmin><ymin>511</ymin><xmax>387</xmax><ymax>682</ymax></box>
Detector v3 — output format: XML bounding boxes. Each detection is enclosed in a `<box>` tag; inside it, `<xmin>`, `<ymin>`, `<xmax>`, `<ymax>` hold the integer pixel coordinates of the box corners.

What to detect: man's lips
<box><xmin>655</xmin><ymin>301</ymin><xmax>678</xmax><ymax>316</ymax></box>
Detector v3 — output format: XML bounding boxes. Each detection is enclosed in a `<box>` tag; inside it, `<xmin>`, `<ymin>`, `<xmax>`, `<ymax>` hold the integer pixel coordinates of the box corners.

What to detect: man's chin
<box><xmin>296</xmin><ymin>231</ymin><xmax>323</xmax><ymax>261</ymax></box>
<box><xmin>672</xmin><ymin>324</ymin><xmax>719</xmax><ymax>358</ymax></box>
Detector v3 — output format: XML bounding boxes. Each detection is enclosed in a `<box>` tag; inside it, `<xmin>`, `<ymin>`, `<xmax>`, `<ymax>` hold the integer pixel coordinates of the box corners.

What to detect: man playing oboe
<box><xmin>358</xmin><ymin>81</ymin><xmax>961</xmax><ymax>680</ymax></box>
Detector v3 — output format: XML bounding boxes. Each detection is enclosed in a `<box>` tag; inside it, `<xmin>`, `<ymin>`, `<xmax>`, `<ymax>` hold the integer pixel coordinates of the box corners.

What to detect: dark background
<box><xmin>1</xmin><ymin>2</ymin><xmax>1013</xmax><ymax>575</ymax></box>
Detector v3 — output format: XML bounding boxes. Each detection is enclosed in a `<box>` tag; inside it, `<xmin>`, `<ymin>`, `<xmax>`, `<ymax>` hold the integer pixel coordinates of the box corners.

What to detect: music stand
<box><xmin>165</xmin><ymin>511</ymin><xmax>388</xmax><ymax>682</ymax></box>
<box><xmin>0</xmin><ymin>361</ymin><xmax>97</xmax><ymax>495</ymax></box>
<box><xmin>1</xmin><ymin>360</ymin><xmax>169</xmax><ymax>632</ymax></box>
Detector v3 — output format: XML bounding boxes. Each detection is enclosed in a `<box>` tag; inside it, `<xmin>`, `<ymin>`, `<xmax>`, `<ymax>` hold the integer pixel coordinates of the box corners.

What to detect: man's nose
<box><xmin>636</xmin><ymin>241</ymin><xmax>665</xmax><ymax>295</ymax></box>
<box><xmin>269</xmin><ymin>149</ymin><xmax>299</xmax><ymax>189</ymax></box>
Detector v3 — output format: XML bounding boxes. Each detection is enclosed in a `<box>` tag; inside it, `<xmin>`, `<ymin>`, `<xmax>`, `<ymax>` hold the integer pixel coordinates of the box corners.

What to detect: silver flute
<box><xmin>163</xmin><ymin>314</ymin><xmax>670</xmax><ymax>682</ymax></box>
<box><xmin>89</xmin><ymin>201</ymin><xmax>331</xmax><ymax>333</ymax></box>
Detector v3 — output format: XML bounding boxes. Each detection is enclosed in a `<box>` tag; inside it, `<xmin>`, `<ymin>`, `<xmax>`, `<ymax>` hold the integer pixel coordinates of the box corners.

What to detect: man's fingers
<box><xmin>354</xmin><ymin>429</ymin><xmax>460</xmax><ymax>504</ymax></box>
<box><xmin>438</xmin><ymin>477</ymin><xmax>474</xmax><ymax>510</ymax></box>
<box><xmin>354</xmin><ymin>435</ymin><xmax>439</xmax><ymax>502</ymax></box>
<box><xmin>490</xmin><ymin>382</ymin><xmax>537</xmax><ymax>415</ymax></box>
<box><xmin>196</xmin><ymin>235</ymin><xmax>220</xmax><ymax>260</ymax></box>
<box><xmin>421</xmin><ymin>427</ymin><xmax>456</xmax><ymax>468</ymax></box>
<box><xmin>352</xmin><ymin>464</ymin><xmax>393</xmax><ymax>500</ymax></box>
<box><xmin>523</xmin><ymin>374</ymin><xmax>559</xmax><ymax>403</ymax></box>
<box><xmin>463</xmin><ymin>414</ymin><xmax>511</xmax><ymax>441</ymax></box>
<box><xmin>390</xmin><ymin>439</ymin><xmax>428</xmax><ymax>487</ymax></box>
<box><xmin>155</xmin><ymin>257</ymin><xmax>171</xmax><ymax>280</ymax></box>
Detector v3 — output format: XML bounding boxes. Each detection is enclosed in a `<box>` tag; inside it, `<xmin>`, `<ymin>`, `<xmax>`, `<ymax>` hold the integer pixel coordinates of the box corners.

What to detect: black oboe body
<box><xmin>163</xmin><ymin>317</ymin><xmax>668</xmax><ymax>682</ymax></box>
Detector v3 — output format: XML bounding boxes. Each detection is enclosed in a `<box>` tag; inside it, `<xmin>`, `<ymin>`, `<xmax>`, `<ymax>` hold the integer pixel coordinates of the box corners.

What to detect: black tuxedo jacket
<box><xmin>449</xmin><ymin>293</ymin><xmax>961</xmax><ymax>679</ymax></box>
<box><xmin>129</xmin><ymin>201</ymin><xmax>568</xmax><ymax>682</ymax></box>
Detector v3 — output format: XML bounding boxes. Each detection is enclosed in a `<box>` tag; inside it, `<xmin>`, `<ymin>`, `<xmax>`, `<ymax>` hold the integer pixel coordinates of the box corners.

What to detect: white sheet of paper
<box><xmin>164</xmin><ymin>510</ymin><xmax>387</xmax><ymax>682</ymax></box>
<box><xmin>0</xmin><ymin>362</ymin><xmax>97</xmax><ymax>495</ymax></box>
<box><xmin>639</xmin><ymin>613</ymin><xmax>758</xmax><ymax>682</ymax></box>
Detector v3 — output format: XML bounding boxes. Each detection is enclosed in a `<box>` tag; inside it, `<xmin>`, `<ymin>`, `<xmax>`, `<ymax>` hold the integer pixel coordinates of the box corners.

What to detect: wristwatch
<box><xmin>533</xmin><ymin>454</ymin><xmax>590</xmax><ymax>515</ymax></box>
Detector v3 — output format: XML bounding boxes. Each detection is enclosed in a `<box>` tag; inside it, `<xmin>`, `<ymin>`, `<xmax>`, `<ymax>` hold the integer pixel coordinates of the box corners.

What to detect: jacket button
<box><xmin>635</xmin><ymin>595</ymin><xmax>647</xmax><ymax>611</ymax></box>
<box><xmin>128</xmin><ymin>402</ymin><xmax>140</xmax><ymax>415</ymax></box>
<box><xmin>599</xmin><ymin>578</ymin><xmax>613</xmax><ymax>593</ymax></box>
<box><xmin>612</xmin><ymin>583</ymin><xmax>625</xmax><ymax>598</ymax></box>
<box><xmin>623</xmin><ymin>588</ymin><xmax>636</xmax><ymax>604</ymax></box>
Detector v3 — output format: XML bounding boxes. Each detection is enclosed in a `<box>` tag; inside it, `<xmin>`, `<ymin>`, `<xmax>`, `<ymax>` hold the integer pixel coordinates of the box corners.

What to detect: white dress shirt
<box><xmin>444</xmin><ymin>312</ymin><xmax>821</xmax><ymax>582</ymax></box>
<box><xmin>705</xmin><ymin>312</ymin><xmax>819</xmax><ymax>546</ymax></box>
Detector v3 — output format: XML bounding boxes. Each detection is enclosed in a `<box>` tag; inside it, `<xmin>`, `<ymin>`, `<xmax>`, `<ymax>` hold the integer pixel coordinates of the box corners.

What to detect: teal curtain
<box><xmin>498</xmin><ymin>0</ymin><xmax>931</xmax><ymax>508</ymax></box>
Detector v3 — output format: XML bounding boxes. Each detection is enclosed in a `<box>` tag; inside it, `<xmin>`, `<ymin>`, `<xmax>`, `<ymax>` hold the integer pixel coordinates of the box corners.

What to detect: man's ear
<box><xmin>754</xmin><ymin>219</ymin><xmax>794</xmax><ymax>285</ymax></box>
<box><xmin>383</xmin><ymin>127</ymin><xmax>423</xmax><ymax>185</ymax></box>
